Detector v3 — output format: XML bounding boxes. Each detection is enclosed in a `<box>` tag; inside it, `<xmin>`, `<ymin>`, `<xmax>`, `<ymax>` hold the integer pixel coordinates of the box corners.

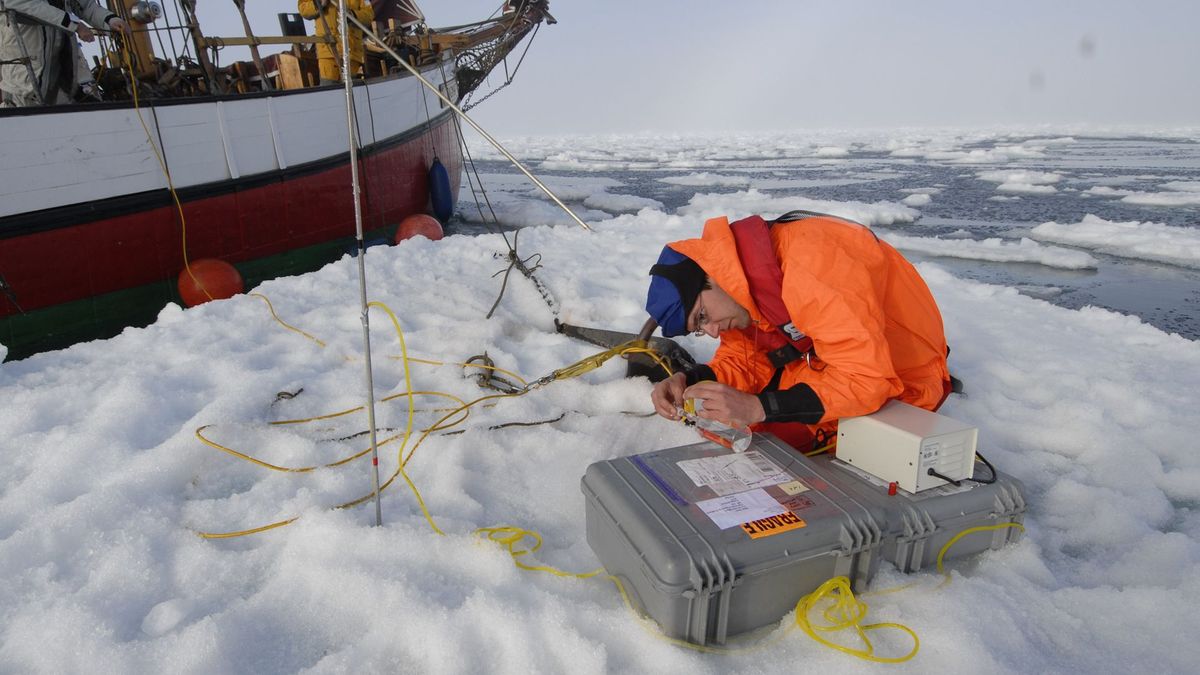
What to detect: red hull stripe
<box><xmin>0</xmin><ymin>109</ymin><xmax>458</xmax><ymax>241</ymax></box>
<box><xmin>0</xmin><ymin>113</ymin><xmax>462</xmax><ymax>316</ymax></box>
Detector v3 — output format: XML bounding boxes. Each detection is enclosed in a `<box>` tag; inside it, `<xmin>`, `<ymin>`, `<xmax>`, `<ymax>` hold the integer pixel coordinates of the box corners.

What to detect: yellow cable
<box><xmin>195</xmin><ymin>291</ymin><xmax>1008</xmax><ymax>663</ymax></box>
<box><xmin>268</xmin><ymin>390</ymin><xmax>467</xmax><ymax>426</ymax></box>
<box><xmin>123</xmin><ymin>47</ymin><xmax>213</xmax><ymax>302</ymax></box>
<box><xmin>250</xmin><ymin>293</ymin><xmax>326</xmax><ymax>347</ymax></box>
<box><xmin>195</xmin><ymin>303</ymin><xmax>674</xmax><ymax>538</ymax></box>
<box><xmin>794</xmin><ymin>576</ymin><xmax>919</xmax><ymax>663</ymax></box>
<box><xmin>865</xmin><ymin>521</ymin><xmax>1027</xmax><ymax>597</ymax></box>
<box><xmin>471</xmin><ymin>525</ymin><xmax>794</xmax><ymax>655</ymax></box>
<box><xmin>935</xmin><ymin>522</ymin><xmax>1025</xmax><ymax>587</ymax></box>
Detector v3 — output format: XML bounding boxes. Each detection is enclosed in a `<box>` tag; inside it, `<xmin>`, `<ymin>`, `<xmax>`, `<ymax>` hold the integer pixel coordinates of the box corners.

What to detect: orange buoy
<box><xmin>394</xmin><ymin>214</ymin><xmax>444</xmax><ymax>243</ymax></box>
<box><xmin>178</xmin><ymin>259</ymin><xmax>244</xmax><ymax>307</ymax></box>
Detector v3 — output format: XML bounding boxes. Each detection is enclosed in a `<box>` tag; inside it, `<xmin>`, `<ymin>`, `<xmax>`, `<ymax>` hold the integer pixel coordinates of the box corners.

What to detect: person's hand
<box><xmin>683</xmin><ymin>381</ymin><xmax>765</xmax><ymax>428</ymax></box>
<box><xmin>651</xmin><ymin>372</ymin><xmax>687</xmax><ymax>421</ymax></box>
<box><xmin>76</xmin><ymin>24</ymin><xmax>95</xmax><ymax>42</ymax></box>
<box><xmin>106</xmin><ymin>17</ymin><xmax>129</xmax><ymax>34</ymax></box>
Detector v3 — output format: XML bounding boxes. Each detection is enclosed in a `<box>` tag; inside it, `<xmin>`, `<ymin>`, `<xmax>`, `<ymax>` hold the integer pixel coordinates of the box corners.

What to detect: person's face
<box><xmin>687</xmin><ymin>282</ymin><xmax>751</xmax><ymax>338</ymax></box>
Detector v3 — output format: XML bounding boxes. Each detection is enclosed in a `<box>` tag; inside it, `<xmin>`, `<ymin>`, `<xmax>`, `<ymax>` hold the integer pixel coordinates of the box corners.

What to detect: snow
<box><xmin>1082</xmin><ymin>182</ymin><xmax>1200</xmax><ymax>207</ymax></box>
<box><xmin>901</xmin><ymin>193</ymin><xmax>932</xmax><ymax>207</ymax></box>
<box><xmin>979</xmin><ymin>170</ymin><xmax>1062</xmax><ymax>195</ymax></box>
<box><xmin>3</xmin><ymin>130</ymin><xmax>1200</xmax><ymax>673</ymax></box>
<box><xmin>977</xmin><ymin>171</ymin><xmax>1063</xmax><ymax>185</ymax></box>
<box><xmin>814</xmin><ymin>146</ymin><xmax>849</xmax><ymax>158</ymax></box>
<box><xmin>677</xmin><ymin>189</ymin><xmax>921</xmax><ymax>227</ymax></box>
<box><xmin>880</xmin><ymin>234</ymin><xmax>1098</xmax><ymax>269</ymax></box>
<box><xmin>658</xmin><ymin>173</ymin><xmax>752</xmax><ymax>188</ymax></box>
<box><xmin>582</xmin><ymin>192</ymin><xmax>665</xmax><ymax>213</ymax></box>
<box><xmin>1030</xmin><ymin>214</ymin><xmax>1200</xmax><ymax>269</ymax></box>
<box><xmin>474</xmin><ymin>127</ymin><xmax>1200</xmax><ymax>172</ymax></box>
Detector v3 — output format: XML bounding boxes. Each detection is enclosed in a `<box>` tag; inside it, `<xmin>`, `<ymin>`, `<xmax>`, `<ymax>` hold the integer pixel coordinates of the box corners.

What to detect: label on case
<box><xmin>740</xmin><ymin>511</ymin><xmax>807</xmax><ymax>539</ymax></box>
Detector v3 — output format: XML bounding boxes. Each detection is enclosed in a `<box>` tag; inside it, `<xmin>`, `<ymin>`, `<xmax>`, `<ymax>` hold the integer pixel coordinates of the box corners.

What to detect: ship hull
<box><xmin>0</xmin><ymin>60</ymin><xmax>462</xmax><ymax>360</ymax></box>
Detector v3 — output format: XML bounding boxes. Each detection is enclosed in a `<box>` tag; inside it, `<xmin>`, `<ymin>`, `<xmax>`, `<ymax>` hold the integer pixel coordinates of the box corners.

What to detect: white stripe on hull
<box><xmin>0</xmin><ymin>55</ymin><xmax>457</xmax><ymax>219</ymax></box>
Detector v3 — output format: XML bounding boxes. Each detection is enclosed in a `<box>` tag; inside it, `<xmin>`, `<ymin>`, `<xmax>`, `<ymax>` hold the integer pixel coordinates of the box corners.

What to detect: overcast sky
<box><xmin>200</xmin><ymin>0</ymin><xmax>1197</xmax><ymax>135</ymax></box>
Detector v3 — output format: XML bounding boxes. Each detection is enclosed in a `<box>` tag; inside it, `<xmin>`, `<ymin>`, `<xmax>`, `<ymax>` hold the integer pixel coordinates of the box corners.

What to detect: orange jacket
<box><xmin>669</xmin><ymin>215</ymin><xmax>949</xmax><ymax>425</ymax></box>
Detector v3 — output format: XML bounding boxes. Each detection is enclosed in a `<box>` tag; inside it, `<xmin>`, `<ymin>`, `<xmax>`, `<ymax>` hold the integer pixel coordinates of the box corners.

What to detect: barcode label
<box><xmin>747</xmin><ymin>451</ymin><xmax>779</xmax><ymax>475</ymax></box>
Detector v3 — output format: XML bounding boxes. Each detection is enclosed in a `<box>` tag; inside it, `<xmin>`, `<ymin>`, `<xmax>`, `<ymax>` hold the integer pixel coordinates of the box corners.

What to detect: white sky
<box><xmin>195</xmin><ymin>0</ymin><xmax>1200</xmax><ymax>134</ymax></box>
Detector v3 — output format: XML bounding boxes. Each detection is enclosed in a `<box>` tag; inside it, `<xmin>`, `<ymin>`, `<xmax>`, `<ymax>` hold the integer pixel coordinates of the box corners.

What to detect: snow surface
<box><xmin>979</xmin><ymin>170</ymin><xmax>1062</xmax><ymax>195</ymax></box>
<box><xmin>880</xmin><ymin>234</ymin><xmax>1098</xmax><ymax>269</ymax></box>
<box><xmin>1030</xmin><ymin>215</ymin><xmax>1200</xmax><ymax>269</ymax></box>
<box><xmin>1081</xmin><ymin>182</ymin><xmax>1200</xmax><ymax>207</ymax></box>
<box><xmin>3</xmin><ymin>130</ymin><xmax>1200</xmax><ymax>673</ymax></box>
<box><xmin>474</xmin><ymin>128</ymin><xmax>1199</xmax><ymax>172</ymax></box>
<box><xmin>658</xmin><ymin>173</ymin><xmax>752</xmax><ymax>188</ymax></box>
<box><xmin>901</xmin><ymin>193</ymin><xmax>932</xmax><ymax>207</ymax></box>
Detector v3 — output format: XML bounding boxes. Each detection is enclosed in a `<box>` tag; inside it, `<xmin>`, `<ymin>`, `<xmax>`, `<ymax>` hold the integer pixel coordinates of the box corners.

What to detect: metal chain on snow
<box><xmin>463</xmin><ymin>353</ymin><xmax>525</xmax><ymax>394</ymax></box>
<box><xmin>485</xmin><ymin>230</ymin><xmax>560</xmax><ymax>323</ymax></box>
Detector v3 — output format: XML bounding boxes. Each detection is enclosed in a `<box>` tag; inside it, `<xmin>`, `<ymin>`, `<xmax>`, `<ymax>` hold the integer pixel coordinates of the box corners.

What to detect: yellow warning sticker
<box><xmin>779</xmin><ymin>480</ymin><xmax>809</xmax><ymax>496</ymax></box>
<box><xmin>740</xmin><ymin>511</ymin><xmax>807</xmax><ymax>539</ymax></box>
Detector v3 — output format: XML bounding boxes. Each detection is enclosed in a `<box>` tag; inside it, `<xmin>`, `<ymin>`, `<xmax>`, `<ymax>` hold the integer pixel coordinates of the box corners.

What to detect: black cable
<box><xmin>927</xmin><ymin>451</ymin><xmax>998</xmax><ymax>486</ymax></box>
<box><xmin>969</xmin><ymin>451</ymin><xmax>998</xmax><ymax>484</ymax></box>
<box><xmin>926</xmin><ymin>467</ymin><xmax>962</xmax><ymax>486</ymax></box>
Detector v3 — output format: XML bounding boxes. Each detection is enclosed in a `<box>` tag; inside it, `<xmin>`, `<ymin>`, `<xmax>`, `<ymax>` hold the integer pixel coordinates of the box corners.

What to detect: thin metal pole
<box><xmin>340</xmin><ymin>0</ymin><xmax>383</xmax><ymax>526</ymax></box>
<box><xmin>346</xmin><ymin>12</ymin><xmax>591</xmax><ymax>231</ymax></box>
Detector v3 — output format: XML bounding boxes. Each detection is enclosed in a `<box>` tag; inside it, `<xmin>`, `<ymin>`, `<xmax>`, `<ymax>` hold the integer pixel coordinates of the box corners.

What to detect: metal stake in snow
<box><xmin>341</xmin><ymin>0</ymin><xmax>384</xmax><ymax>527</ymax></box>
<box><xmin>346</xmin><ymin>13</ymin><xmax>591</xmax><ymax>231</ymax></box>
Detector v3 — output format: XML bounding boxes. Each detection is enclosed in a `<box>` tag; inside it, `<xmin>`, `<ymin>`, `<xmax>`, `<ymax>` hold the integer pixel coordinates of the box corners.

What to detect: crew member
<box><xmin>297</xmin><ymin>0</ymin><xmax>375</xmax><ymax>85</ymax></box>
<box><xmin>0</xmin><ymin>0</ymin><xmax>127</xmax><ymax>107</ymax></box>
<box><xmin>646</xmin><ymin>212</ymin><xmax>950</xmax><ymax>449</ymax></box>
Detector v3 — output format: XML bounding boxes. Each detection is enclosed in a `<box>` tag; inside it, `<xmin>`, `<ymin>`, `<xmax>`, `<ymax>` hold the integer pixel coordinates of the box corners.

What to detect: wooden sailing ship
<box><xmin>0</xmin><ymin>0</ymin><xmax>554</xmax><ymax>360</ymax></box>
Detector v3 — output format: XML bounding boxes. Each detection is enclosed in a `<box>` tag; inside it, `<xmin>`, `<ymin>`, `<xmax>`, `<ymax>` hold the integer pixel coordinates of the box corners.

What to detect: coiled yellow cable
<box><xmin>195</xmin><ymin>301</ymin><xmax>670</xmax><ymax>539</ymax></box>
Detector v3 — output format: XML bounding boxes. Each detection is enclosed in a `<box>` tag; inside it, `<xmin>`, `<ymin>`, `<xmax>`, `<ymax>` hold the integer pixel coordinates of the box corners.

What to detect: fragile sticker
<box><xmin>740</xmin><ymin>511</ymin><xmax>806</xmax><ymax>539</ymax></box>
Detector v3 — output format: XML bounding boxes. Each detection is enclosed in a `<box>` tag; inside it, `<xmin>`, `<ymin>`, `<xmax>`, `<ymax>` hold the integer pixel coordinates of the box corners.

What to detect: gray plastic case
<box><xmin>581</xmin><ymin>435</ymin><xmax>886</xmax><ymax>646</ymax></box>
<box><xmin>802</xmin><ymin>453</ymin><xmax>1027</xmax><ymax>573</ymax></box>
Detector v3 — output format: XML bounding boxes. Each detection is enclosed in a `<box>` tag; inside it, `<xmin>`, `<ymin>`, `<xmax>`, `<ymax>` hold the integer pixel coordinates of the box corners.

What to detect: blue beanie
<box><xmin>646</xmin><ymin>246</ymin><xmax>706</xmax><ymax>337</ymax></box>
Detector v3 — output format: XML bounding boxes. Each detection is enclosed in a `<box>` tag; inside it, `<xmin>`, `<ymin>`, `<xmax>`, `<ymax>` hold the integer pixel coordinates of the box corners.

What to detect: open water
<box><xmin>452</xmin><ymin>134</ymin><xmax>1200</xmax><ymax>340</ymax></box>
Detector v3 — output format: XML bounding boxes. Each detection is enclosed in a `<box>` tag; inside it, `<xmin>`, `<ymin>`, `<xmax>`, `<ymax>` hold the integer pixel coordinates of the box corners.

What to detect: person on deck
<box><xmin>646</xmin><ymin>211</ymin><xmax>950</xmax><ymax>450</ymax></box>
<box><xmin>297</xmin><ymin>0</ymin><xmax>376</xmax><ymax>86</ymax></box>
<box><xmin>0</xmin><ymin>0</ymin><xmax>127</xmax><ymax>107</ymax></box>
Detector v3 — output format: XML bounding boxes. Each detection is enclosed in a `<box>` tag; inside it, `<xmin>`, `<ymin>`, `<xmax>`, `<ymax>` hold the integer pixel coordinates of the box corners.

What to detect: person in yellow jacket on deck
<box><xmin>298</xmin><ymin>0</ymin><xmax>375</xmax><ymax>85</ymax></box>
<box><xmin>645</xmin><ymin>211</ymin><xmax>951</xmax><ymax>451</ymax></box>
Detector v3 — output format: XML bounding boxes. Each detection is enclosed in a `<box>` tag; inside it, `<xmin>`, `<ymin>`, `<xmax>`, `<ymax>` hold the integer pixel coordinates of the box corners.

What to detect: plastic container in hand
<box><xmin>681</xmin><ymin>399</ymin><xmax>752</xmax><ymax>452</ymax></box>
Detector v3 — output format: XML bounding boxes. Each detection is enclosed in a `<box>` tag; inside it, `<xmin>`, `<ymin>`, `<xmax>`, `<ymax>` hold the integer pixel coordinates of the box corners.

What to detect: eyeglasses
<box><xmin>692</xmin><ymin>303</ymin><xmax>708</xmax><ymax>336</ymax></box>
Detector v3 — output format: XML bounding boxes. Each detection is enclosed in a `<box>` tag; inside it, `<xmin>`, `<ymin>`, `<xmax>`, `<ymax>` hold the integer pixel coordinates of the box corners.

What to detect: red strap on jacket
<box><xmin>729</xmin><ymin>215</ymin><xmax>814</xmax><ymax>356</ymax></box>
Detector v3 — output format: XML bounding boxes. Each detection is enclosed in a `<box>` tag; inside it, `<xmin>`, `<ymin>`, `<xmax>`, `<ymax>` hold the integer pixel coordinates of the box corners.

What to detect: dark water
<box><xmin>452</xmin><ymin>135</ymin><xmax>1200</xmax><ymax>340</ymax></box>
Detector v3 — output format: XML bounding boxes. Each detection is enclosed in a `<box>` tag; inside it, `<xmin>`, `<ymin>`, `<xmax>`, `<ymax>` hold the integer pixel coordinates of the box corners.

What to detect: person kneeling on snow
<box><xmin>645</xmin><ymin>211</ymin><xmax>951</xmax><ymax>450</ymax></box>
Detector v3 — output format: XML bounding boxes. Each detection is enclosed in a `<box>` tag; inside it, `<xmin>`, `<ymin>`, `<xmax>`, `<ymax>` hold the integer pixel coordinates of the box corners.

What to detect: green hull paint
<box><xmin>1</xmin><ymin>225</ymin><xmax>395</xmax><ymax>362</ymax></box>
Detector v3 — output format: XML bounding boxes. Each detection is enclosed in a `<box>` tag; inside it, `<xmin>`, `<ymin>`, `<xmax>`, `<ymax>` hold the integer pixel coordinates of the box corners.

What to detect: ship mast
<box><xmin>107</xmin><ymin>1</ymin><xmax>156</xmax><ymax>78</ymax></box>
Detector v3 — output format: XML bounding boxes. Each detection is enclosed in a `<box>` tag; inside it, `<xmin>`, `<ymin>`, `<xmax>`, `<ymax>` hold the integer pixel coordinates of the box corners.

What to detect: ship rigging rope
<box><xmin>462</xmin><ymin>21</ymin><xmax>541</xmax><ymax>112</ymax></box>
<box><xmin>432</xmin><ymin>51</ymin><xmax>562</xmax><ymax>323</ymax></box>
<box><xmin>348</xmin><ymin>11</ymin><xmax>590</xmax><ymax>231</ymax></box>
